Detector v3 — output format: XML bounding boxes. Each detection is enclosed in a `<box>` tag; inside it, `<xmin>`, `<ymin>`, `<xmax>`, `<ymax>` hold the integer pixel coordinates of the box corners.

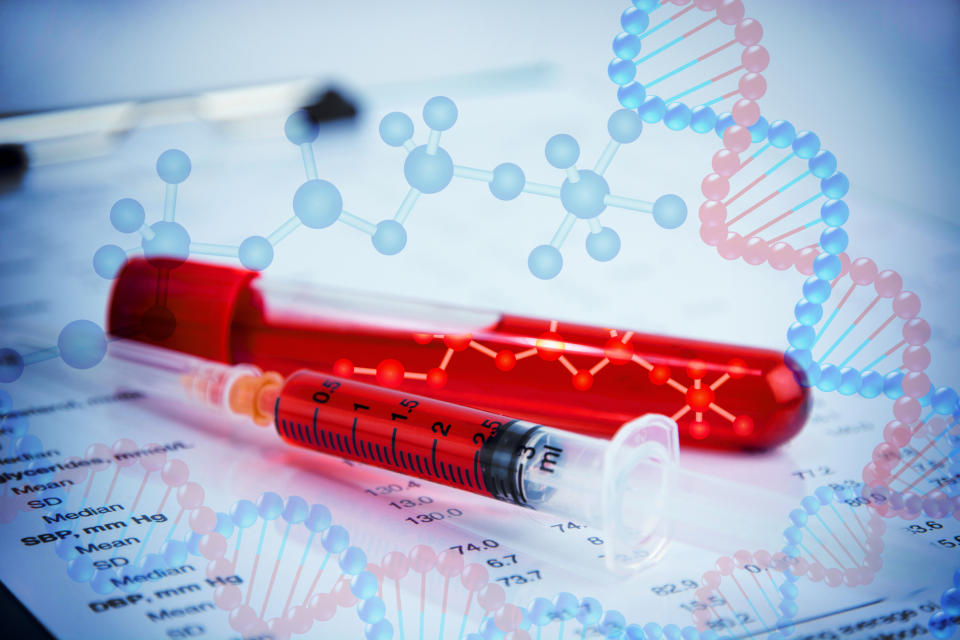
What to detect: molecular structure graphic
<box><xmin>331</xmin><ymin>320</ymin><xmax>754</xmax><ymax>440</ymax></box>
<box><xmin>91</xmin><ymin>97</ymin><xmax>687</xmax><ymax>283</ymax></box>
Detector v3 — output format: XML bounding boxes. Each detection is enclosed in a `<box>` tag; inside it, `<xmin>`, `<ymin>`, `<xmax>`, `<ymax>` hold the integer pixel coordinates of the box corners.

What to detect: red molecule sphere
<box><xmin>536</xmin><ymin>332</ymin><xmax>565</xmax><ymax>361</ymax></box>
<box><xmin>686</xmin><ymin>386</ymin><xmax>715</xmax><ymax>411</ymax></box>
<box><xmin>649</xmin><ymin>365</ymin><xmax>671</xmax><ymax>385</ymax></box>
<box><xmin>687</xmin><ymin>360</ymin><xmax>708</xmax><ymax>380</ymax></box>
<box><xmin>412</xmin><ymin>332</ymin><xmax>433</xmax><ymax>345</ymax></box>
<box><xmin>689</xmin><ymin>421</ymin><xmax>710</xmax><ymax>440</ymax></box>
<box><xmin>495</xmin><ymin>350</ymin><xmax>517</xmax><ymax>371</ymax></box>
<box><xmin>427</xmin><ymin>367</ymin><xmax>447</xmax><ymax>389</ymax></box>
<box><xmin>376</xmin><ymin>359</ymin><xmax>405</xmax><ymax>387</ymax></box>
<box><xmin>444</xmin><ymin>333</ymin><xmax>472</xmax><ymax>351</ymax></box>
<box><xmin>733</xmin><ymin>415</ymin><xmax>754</xmax><ymax>436</ymax></box>
<box><xmin>572</xmin><ymin>370</ymin><xmax>593</xmax><ymax>391</ymax></box>
<box><xmin>333</xmin><ymin>358</ymin><xmax>354</xmax><ymax>378</ymax></box>
<box><xmin>603</xmin><ymin>338</ymin><xmax>634</xmax><ymax>365</ymax></box>
<box><xmin>727</xmin><ymin>358</ymin><xmax>748</xmax><ymax>379</ymax></box>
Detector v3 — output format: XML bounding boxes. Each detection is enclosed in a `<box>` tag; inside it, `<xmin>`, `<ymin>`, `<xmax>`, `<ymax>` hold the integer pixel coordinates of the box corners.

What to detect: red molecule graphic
<box><xmin>572</xmin><ymin>370</ymin><xmax>593</xmax><ymax>391</ymax></box>
<box><xmin>536</xmin><ymin>332</ymin><xmax>565</xmax><ymax>361</ymax></box>
<box><xmin>733</xmin><ymin>415</ymin><xmax>754</xmax><ymax>436</ymax></box>
<box><xmin>427</xmin><ymin>367</ymin><xmax>447</xmax><ymax>389</ymax></box>
<box><xmin>377</xmin><ymin>359</ymin><xmax>405</xmax><ymax>387</ymax></box>
<box><xmin>687</xmin><ymin>360</ymin><xmax>708</xmax><ymax>380</ymax></box>
<box><xmin>412</xmin><ymin>332</ymin><xmax>433</xmax><ymax>345</ymax></box>
<box><xmin>650</xmin><ymin>365</ymin><xmax>671</xmax><ymax>385</ymax></box>
<box><xmin>333</xmin><ymin>358</ymin><xmax>353</xmax><ymax>378</ymax></box>
<box><xmin>495</xmin><ymin>350</ymin><xmax>516</xmax><ymax>371</ymax></box>
<box><xmin>444</xmin><ymin>333</ymin><xmax>472</xmax><ymax>351</ymax></box>
<box><xmin>604</xmin><ymin>337</ymin><xmax>634</xmax><ymax>365</ymax></box>
<box><xmin>728</xmin><ymin>358</ymin><xmax>748</xmax><ymax>379</ymax></box>
<box><xmin>689</xmin><ymin>421</ymin><xmax>710</xmax><ymax>440</ymax></box>
<box><xmin>686</xmin><ymin>386</ymin><xmax>715</xmax><ymax>412</ymax></box>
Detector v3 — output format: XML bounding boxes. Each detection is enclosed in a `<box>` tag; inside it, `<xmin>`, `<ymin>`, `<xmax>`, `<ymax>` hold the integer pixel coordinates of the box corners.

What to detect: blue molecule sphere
<box><xmin>813</xmin><ymin>253</ymin><xmax>842</xmax><ymax>280</ymax></box>
<box><xmin>284</xmin><ymin>110</ymin><xmax>319</xmax><ymax>145</ymax></box>
<box><xmin>817</xmin><ymin>365</ymin><xmax>841</xmax><ymax>392</ymax></box>
<box><xmin>819</xmin><ymin>227</ymin><xmax>848</xmax><ymax>254</ymax></box>
<box><xmin>794</xmin><ymin>300</ymin><xmax>823</xmax><ymax>326</ymax></box>
<box><xmin>110</xmin><ymin>198</ymin><xmax>146</xmax><ymax>233</ymax></box>
<box><xmin>586</xmin><ymin>227</ymin><xmax>621</xmax><ymax>262</ymax></box>
<box><xmin>527</xmin><ymin>598</ymin><xmax>554</xmax><ymax>626</ymax></box>
<box><xmin>545</xmin><ymin>134</ymin><xmax>580</xmax><ymax>169</ymax></box>
<box><xmin>351</xmin><ymin>570</ymin><xmax>378</xmax><ymax>599</ymax></box>
<box><xmin>340</xmin><ymin>546</ymin><xmax>368</xmax><ymax>575</ymax></box>
<box><xmin>142</xmin><ymin>221</ymin><xmax>191</xmax><ymax>268</ymax></box>
<box><xmin>802</xmin><ymin>276</ymin><xmax>831</xmax><ymax>303</ymax></box>
<box><xmin>608</xmin><ymin>109</ymin><xmax>643</xmax><ymax>143</ymax></box>
<box><xmin>929</xmin><ymin>611</ymin><xmax>955</xmax><ymax>639</ymax></box>
<box><xmin>257</xmin><ymin>491</ymin><xmax>283</xmax><ymax>519</ymax></box>
<box><xmin>821</xmin><ymin>172</ymin><xmax>850</xmax><ymax>199</ymax></box>
<box><xmin>690</xmin><ymin>106</ymin><xmax>718</xmax><ymax>134</ymax></box>
<box><xmin>93</xmin><ymin>244</ymin><xmax>127</xmax><ymax>279</ymax></box>
<box><xmin>883</xmin><ymin>370</ymin><xmax>904</xmax><ymax>399</ymax></box>
<box><xmin>820</xmin><ymin>199</ymin><xmax>849</xmax><ymax>227</ymax></box>
<box><xmin>305</xmin><ymin>504</ymin><xmax>332</xmax><ymax>532</ymax></box>
<box><xmin>379</xmin><ymin>112</ymin><xmax>414</xmax><ymax>147</ymax></box>
<box><xmin>68</xmin><ymin>557</ymin><xmax>95</xmax><ymax>583</ymax></box>
<box><xmin>652</xmin><ymin>194</ymin><xmax>687</xmax><ymax>229</ymax></box>
<box><xmin>577</xmin><ymin>597</ymin><xmax>603</xmax><ymax>625</ymax></box>
<box><xmin>322</xmin><ymin>524</ymin><xmax>350</xmax><ymax>553</ymax></box>
<box><xmin>859</xmin><ymin>371</ymin><xmax>883</xmax><ymax>398</ymax></box>
<box><xmin>621</xmin><ymin>7</ymin><xmax>650</xmax><ymax>34</ymax></box>
<box><xmin>238</xmin><ymin>236</ymin><xmax>273</xmax><ymax>271</ymax></box>
<box><xmin>768</xmin><ymin>120</ymin><xmax>796</xmax><ymax>148</ymax></box>
<box><xmin>282</xmin><ymin>495</ymin><xmax>309</xmax><ymax>523</ymax></box>
<box><xmin>934</xmin><ymin>387</ymin><xmax>959</xmax><ymax>415</ymax></box>
<box><xmin>528</xmin><ymin>245</ymin><xmax>562</xmax><ymax>280</ymax></box>
<box><xmin>792</xmin><ymin>131</ymin><xmax>821</xmax><ymax>159</ymax></box>
<box><xmin>613</xmin><ymin>33</ymin><xmax>642</xmax><ymax>59</ymax></box>
<box><xmin>714</xmin><ymin>112</ymin><xmax>735</xmax><ymax>136</ymax></box>
<box><xmin>58</xmin><ymin>320</ymin><xmax>106</xmax><ymax>370</ymax></box>
<box><xmin>293</xmin><ymin>179</ymin><xmax>343</xmax><ymax>228</ymax></box>
<box><xmin>423</xmin><ymin>96</ymin><xmax>457</xmax><ymax>131</ymax></box>
<box><xmin>838</xmin><ymin>367</ymin><xmax>862</xmax><ymax>395</ymax></box>
<box><xmin>787</xmin><ymin>323</ymin><xmax>815</xmax><ymax>349</ymax></box>
<box><xmin>372</xmin><ymin>220</ymin><xmax>407</xmax><ymax>255</ymax></box>
<box><xmin>365</xmin><ymin>619</ymin><xmax>393</xmax><ymax>640</ymax></box>
<box><xmin>809</xmin><ymin>151</ymin><xmax>837</xmax><ymax>178</ymax></box>
<box><xmin>230</xmin><ymin>500</ymin><xmax>258</xmax><ymax>528</ymax></box>
<box><xmin>748</xmin><ymin>116</ymin><xmax>770</xmax><ymax>142</ymax></box>
<box><xmin>162</xmin><ymin>540</ymin><xmax>188</xmax><ymax>566</ymax></box>
<box><xmin>554</xmin><ymin>592</ymin><xmax>579</xmax><ymax>620</ymax></box>
<box><xmin>617</xmin><ymin>82</ymin><xmax>646</xmax><ymax>109</ymax></box>
<box><xmin>633</xmin><ymin>0</ymin><xmax>657</xmax><ymax>10</ymax></box>
<box><xmin>359</xmin><ymin>596</ymin><xmax>386</xmax><ymax>624</ymax></box>
<box><xmin>637</xmin><ymin>96</ymin><xmax>666</xmax><ymax>123</ymax></box>
<box><xmin>156</xmin><ymin>149</ymin><xmax>191</xmax><ymax>184</ymax></box>
<box><xmin>560</xmin><ymin>170</ymin><xmax>609</xmax><ymax>219</ymax></box>
<box><xmin>404</xmin><ymin>146</ymin><xmax>454</xmax><ymax>193</ymax></box>
<box><xmin>607</xmin><ymin>58</ymin><xmax>637</xmax><ymax>85</ymax></box>
<box><xmin>663</xmin><ymin>103</ymin><xmax>691</xmax><ymax>131</ymax></box>
<box><xmin>489</xmin><ymin>163</ymin><xmax>525</xmax><ymax>200</ymax></box>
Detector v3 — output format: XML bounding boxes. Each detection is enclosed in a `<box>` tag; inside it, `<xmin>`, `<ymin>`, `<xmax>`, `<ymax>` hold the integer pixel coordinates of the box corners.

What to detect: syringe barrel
<box><xmin>273</xmin><ymin>370</ymin><xmax>678</xmax><ymax>574</ymax></box>
<box><xmin>108</xmin><ymin>258</ymin><xmax>810</xmax><ymax>449</ymax></box>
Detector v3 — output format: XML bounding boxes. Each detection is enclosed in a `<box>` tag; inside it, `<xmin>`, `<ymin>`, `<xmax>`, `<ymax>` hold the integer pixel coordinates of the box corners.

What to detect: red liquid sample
<box><xmin>274</xmin><ymin>371</ymin><xmax>534</xmax><ymax>501</ymax></box>
<box><xmin>109</xmin><ymin>259</ymin><xmax>810</xmax><ymax>449</ymax></box>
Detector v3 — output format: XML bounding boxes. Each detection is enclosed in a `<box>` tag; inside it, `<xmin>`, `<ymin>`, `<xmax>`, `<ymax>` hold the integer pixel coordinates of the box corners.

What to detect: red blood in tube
<box><xmin>109</xmin><ymin>259</ymin><xmax>810</xmax><ymax>450</ymax></box>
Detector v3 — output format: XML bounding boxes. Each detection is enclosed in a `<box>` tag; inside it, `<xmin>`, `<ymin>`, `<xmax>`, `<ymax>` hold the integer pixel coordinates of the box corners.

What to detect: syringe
<box><xmin>108</xmin><ymin>339</ymin><xmax>678</xmax><ymax>574</ymax></box>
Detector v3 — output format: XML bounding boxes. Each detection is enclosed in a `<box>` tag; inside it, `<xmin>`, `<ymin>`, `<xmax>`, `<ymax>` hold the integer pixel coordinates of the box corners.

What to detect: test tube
<box><xmin>108</xmin><ymin>259</ymin><xmax>811</xmax><ymax>450</ymax></box>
